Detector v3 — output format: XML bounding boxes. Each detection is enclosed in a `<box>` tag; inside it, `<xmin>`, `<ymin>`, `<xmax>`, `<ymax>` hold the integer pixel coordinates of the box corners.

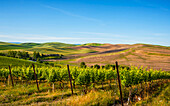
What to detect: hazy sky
<box><xmin>0</xmin><ymin>0</ymin><xmax>170</xmax><ymax>46</ymax></box>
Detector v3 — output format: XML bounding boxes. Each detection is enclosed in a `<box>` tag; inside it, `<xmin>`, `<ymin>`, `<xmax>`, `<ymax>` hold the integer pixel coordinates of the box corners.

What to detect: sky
<box><xmin>0</xmin><ymin>0</ymin><xmax>170</xmax><ymax>46</ymax></box>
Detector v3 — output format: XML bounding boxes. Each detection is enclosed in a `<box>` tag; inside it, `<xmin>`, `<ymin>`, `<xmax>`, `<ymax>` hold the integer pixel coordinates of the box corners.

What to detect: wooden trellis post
<box><xmin>115</xmin><ymin>61</ymin><xmax>124</xmax><ymax>106</ymax></box>
<box><xmin>67</xmin><ymin>65</ymin><xmax>74</xmax><ymax>95</ymax></box>
<box><xmin>9</xmin><ymin>65</ymin><xmax>14</xmax><ymax>87</ymax></box>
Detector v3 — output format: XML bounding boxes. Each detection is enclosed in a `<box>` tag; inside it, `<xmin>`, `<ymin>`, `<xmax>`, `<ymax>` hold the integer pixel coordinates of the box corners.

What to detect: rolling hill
<box><xmin>0</xmin><ymin>41</ymin><xmax>170</xmax><ymax>71</ymax></box>
<box><xmin>0</xmin><ymin>41</ymin><xmax>98</xmax><ymax>55</ymax></box>
<box><xmin>0</xmin><ymin>41</ymin><xmax>75</xmax><ymax>48</ymax></box>
<box><xmin>69</xmin><ymin>44</ymin><xmax>170</xmax><ymax>71</ymax></box>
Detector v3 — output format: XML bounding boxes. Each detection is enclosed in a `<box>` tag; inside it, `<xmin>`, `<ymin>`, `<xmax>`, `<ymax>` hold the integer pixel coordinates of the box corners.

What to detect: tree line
<box><xmin>0</xmin><ymin>51</ymin><xmax>30</xmax><ymax>59</ymax></box>
<box><xmin>0</xmin><ymin>51</ymin><xmax>63</xmax><ymax>61</ymax></box>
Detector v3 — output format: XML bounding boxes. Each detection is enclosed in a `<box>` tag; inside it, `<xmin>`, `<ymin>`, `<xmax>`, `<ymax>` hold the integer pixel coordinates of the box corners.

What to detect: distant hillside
<box><xmin>70</xmin><ymin>44</ymin><xmax>170</xmax><ymax>71</ymax></box>
<box><xmin>0</xmin><ymin>41</ymin><xmax>76</xmax><ymax>51</ymax></box>
<box><xmin>80</xmin><ymin>43</ymin><xmax>104</xmax><ymax>46</ymax></box>
<box><xmin>0</xmin><ymin>41</ymin><xmax>98</xmax><ymax>55</ymax></box>
<box><xmin>0</xmin><ymin>42</ymin><xmax>105</xmax><ymax>51</ymax></box>
<box><xmin>0</xmin><ymin>42</ymin><xmax>15</xmax><ymax>45</ymax></box>
<box><xmin>20</xmin><ymin>43</ymin><xmax>41</xmax><ymax>47</ymax></box>
<box><xmin>0</xmin><ymin>41</ymin><xmax>170</xmax><ymax>71</ymax></box>
<box><xmin>35</xmin><ymin>42</ymin><xmax>75</xmax><ymax>48</ymax></box>
<box><xmin>0</xmin><ymin>41</ymin><xmax>26</xmax><ymax>50</ymax></box>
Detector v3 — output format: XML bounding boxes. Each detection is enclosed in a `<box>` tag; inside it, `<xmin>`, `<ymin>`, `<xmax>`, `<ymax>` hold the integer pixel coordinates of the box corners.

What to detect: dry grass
<box><xmin>70</xmin><ymin>45</ymin><xmax>170</xmax><ymax>71</ymax></box>
<box><xmin>34</xmin><ymin>90</ymin><xmax>117</xmax><ymax>106</ymax></box>
<box><xmin>66</xmin><ymin>90</ymin><xmax>115</xmax><ymax>106</ymax></box>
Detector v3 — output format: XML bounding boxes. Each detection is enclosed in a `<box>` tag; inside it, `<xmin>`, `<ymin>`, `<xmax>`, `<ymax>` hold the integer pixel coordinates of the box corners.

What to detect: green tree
<box><xmin>33</xmin><ymin>51</ymin><xmax>37</xmax><ymax>60</ymax></box>
<box><xmin>22</xmin><ymin>51</ymin><xmax>29</xmax><ymax>59</ymax></box>
<box><xmin>7</xmin><ymin>51</ymin><xmax>17</xmax><ymax>57</ymax></box>
<box><xmin>16</xmin><ymin>51</ymin><xmax>22</xmax><ymax>58</ymax></box>
<box><xmin>33</xmin><ymin>51</ymin><xmax>40</xmax><ymax>60</ymax></box>
<box><xmin>36</xmin><ymin>52</ymin><xmax>40</xmax><ymax>59</ymax></box>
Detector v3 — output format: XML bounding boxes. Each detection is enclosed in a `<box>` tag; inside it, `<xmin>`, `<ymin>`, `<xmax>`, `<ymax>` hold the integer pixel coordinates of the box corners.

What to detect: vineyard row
<box><xmin>0</xmin><ymin>65</ymin><xmax>169</xmax><ymax>88</ymax></box>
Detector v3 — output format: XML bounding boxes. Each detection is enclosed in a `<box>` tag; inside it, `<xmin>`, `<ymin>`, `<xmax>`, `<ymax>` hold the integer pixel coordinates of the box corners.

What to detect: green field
<box><xmin>79</xmin><ymin>43</ymin><xmax>104</xmax><ymax>46</ymax></box>
<box><xmin>26</xmin><ymin>47</ymin><xmax>97</xmax><ymax>55</ymax></box>
<box><xmin>0</xmin><ymin>56</ymin><xmax>42</xmax><ymax>67</ymax></box>
<box><xmin>0</xmin><ymin>42</ymin><xmax>75</xmax><ymax>50</ymax></box>
<box><xmin>0</xmin><ymin>42</ymin><xmax>97</xmax><ymax>55</ymax></box>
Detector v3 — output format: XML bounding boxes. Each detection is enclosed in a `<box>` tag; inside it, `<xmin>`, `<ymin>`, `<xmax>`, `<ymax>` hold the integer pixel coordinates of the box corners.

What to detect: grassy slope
<box><xmin>71</xmin><ymin>44</ymin><xmax>170</xmax><ymax>60</ymax></box>
<box><xmin>0</xmin><ymin>78</ymin><xmax>119</xmax><ymax>105</ymax></box>
<box><xmin>0</xmin><ymin>41</ymin><xmax>98</xmax><ymax>55</ymax></box>
<box><xmin>66</xmin><ymin>44</ymin><xmax>170</xmax><ymax>71</ymax></box>
<box><xmin>27</xmin><ymin>42</ymin><xmax>97</xmax><ymax>55</ymax></box>
<box><xmin>79</xmin><ymin>43</ymin><xmax>104</xmax><ymax>46</ymax></box>
<box><xmin>0</xmin><ymin>42</ymin><xmax>75</xmax><ymax>50</ymax></box>
<box><xmin>1</xmin><ymin>41</ymin><xmax>170</xmax><ymax>70</ymax></box>
<box><xmin>76</xmin><ymin>44</ymin><xmax>170</xmax><ymax>58</ymax></box>
<box><xmin>0</xmin><ymin>56</ymin><xmax>42</xmax><ymax>67</ymax></box>
<box><xmin>1</xmin><ymin>78</ymin><xmax>168</xmax><ymax>105</ymax></box>
<box><xmin>134</xmin><ymin>82</ymin><xmax>170</xmax><ymax>106</ymax></box>
<box><xmin>34</xmin><ymin>42</ymin><xmax>75</xmax><ymax>48</ymax></box>
<box><xmin>26</xmin><ymin>47</ymin><xmax>97</xmax><ymax>55</ymax></box>
<box><xmin>19</xmin><ymin>43</ymin><xmax>41</xmax><ymax>47</ymax></box>
<box><xmin>0</xmin><ymin>42</ymin><xmax>41</xmax><ymax>50</ymax></box>
<box><xmin>0</xmin><ymin>42</ymin><xmax>26</xmax><ymax>50</ymax></box>
<box><xmin>0</xmin><ymin>42</ymin><xmax>15</xmax><ymax>45</ymax></box>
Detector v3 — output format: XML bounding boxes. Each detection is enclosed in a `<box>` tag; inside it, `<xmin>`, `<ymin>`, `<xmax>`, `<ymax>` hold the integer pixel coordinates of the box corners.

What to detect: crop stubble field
<box><xmin>68</xmin><ymin>44</ymin><xmax>170</xmax><ymax>71</ymax></box>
